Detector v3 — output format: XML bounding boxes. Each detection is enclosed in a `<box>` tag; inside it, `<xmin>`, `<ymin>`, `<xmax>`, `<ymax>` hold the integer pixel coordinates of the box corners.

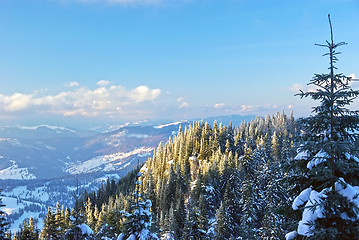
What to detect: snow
<box><xmin>0</xmin><ymin>161</ymin><xmax>36</xmax><ymax>180</ymax></box>
<box><xmin>79</xmin><ymin>223</ymin><xmax>94</xmax><ymax>235</ymax></box>
<box><xmin>127</xmin><ymin>234</ymin><xmax>136</xmax><ymax>240</ymax></box>
<box><xmin>121</xmin><ymin>229</ymin><xmax>158</xmax><ymax>240</ymax></box>
<box><xmin>0</xmin><ymin>138</ymin><xmax>21</xmax><ymax>146</ymax></box>
<box><xmin>345</xmin><ymin>152</ymin><xmax>359</xmax><ymax>163</ymax></box>
<box><xmin>65</xmin><ymin>147</ymin><xmax>153</xmax><ymax>174</ymax></box>
<box><xmin>297</xmin><ymin>189</ymin><xmax>327</xmax><ymax>236</ymax></box>
<box><xmin>4</xmin><ymin>186</ymin><xmax>49</xmax><ymax>202</ymax></box>
<box><xmin>138</xmin><ymin>153</ymin><xmax>151</xmax><ymax>158</ymax></box>
<box><xmin>96</xmin><ymin>174</ymin><xmax>121</xmax><ymax>182</ymax></box>
<box><xmin>117</xmin><ymin>233</ymin><xmax>152</xmax><ymax>240</ymax></box>
<box><xmin>205</xmin><ymin>185</ymin><xmax>214</xmax><ymax>193</ymax></box>
<box><xmin>295</xmin><ymin>178</ymin><xmax>359</xmax><ymax>236</ymax></box>
<box><xmin>161</xmin><ymin>232</ymin><xmax>175</xmax><ymax>240</ymax></box>
<box><xmin>16</xmin><ymin>125</ymin><xmax>75</xmax><ymax>132</ymax></box>
<box><xmin>2</xmin><ymin>196</ymin><xmax>45</xmax><ymax>232</ymax></box>
<box><xmin>117</xmin><ymin>233</ymin><xmax>125</xmax><ymax>240</ymax></box>
<box><xmin>128</xmin><ymin>134</ymin><xmax>149</xmax><ymax>138</ymax></box>
<box><xmin>294</xmin><ymin>150</ymin><xmax>309</xmax><ymax>161</ymax></box>
<box><xmin>307</xmin><ymin>150</ymin><xmax>329</xmax><ymax>169</ymax></box>
<box><xmin>190</xmin><ymin>180</ymin><xmax>197</xmax><ymax>190</ymax></box>
<box><xmin>335</xmin><ymin>178</ymin><xmax>359</xmax><ymax>210</ymax></box>
<box><xmin>285</xmin><ymin>231</ymin><xmax>297</xmax><ymax>240</ymax></box>
<box><xmin>2</xmin><ymin>197</ymin><xmax>20</xmax><ymax>215</ymax></box>
<box><xmin>154</xmin><ymin>121</ymin><xmax>185</xmax><ymax>129</ymax></box>
<box><xmin>140</xmin><ymin>163</ymin><xmax>149</xmax><ymax>173</ymax></box>
<box><xmin>12</xmin><ymin>210</ymin><xmax>44</xmax><ymax>232</ymax></box>
<box><xmin>292</xmin><ymin>187</ymin><xmax>312</xmax><ymax>210</ymax></box>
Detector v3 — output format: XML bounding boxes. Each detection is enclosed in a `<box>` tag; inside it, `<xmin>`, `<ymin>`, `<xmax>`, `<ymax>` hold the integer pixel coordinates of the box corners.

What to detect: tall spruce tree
<box><xmin>287</xmin><ymin>15</ymin><xmax>359</xmax><ymax>239</ymax></box>
<box><xmin>41</xmin><ymin>208</ymin><xmax>60</xmax><ymax>240</ymax></box>
<box><xmin>119</xmin><ymin>172</ymin><xmax>158</xmax><ymax>240</ymax></box>
<box><xmin>0</xmin><ymin>189</ymin><xmax>9</xmax><ymax>239</ymax></box>
<box><xmin>19</xmin><ymin>217</ymin><xmax>38</xmax><ymax>240</ymax></box>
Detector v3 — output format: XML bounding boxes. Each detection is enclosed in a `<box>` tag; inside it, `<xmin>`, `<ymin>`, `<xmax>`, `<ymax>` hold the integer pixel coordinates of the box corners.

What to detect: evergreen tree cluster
<box><xmin>1</xmin><ymin>189</ymin><xmax>10</xmax><ymax>239</ymax></box>
<box><xmin>137</xmin><ymin>113</ymin><xmax>297</xmax><ymax>239</ymax></box>
<box><xmin>9</xmin><ymin>167</ymin><xmax>153</xmax><ymax>240</ymax></box>
<box><xmin>8</xmin><ymin>113</ymin><xmax>296</xmax><ymax>240</ymax></box>
<box><xmin>285</xmin><ymin>15</ymin><xmax>359</xmax><ymax>240</ymax></box>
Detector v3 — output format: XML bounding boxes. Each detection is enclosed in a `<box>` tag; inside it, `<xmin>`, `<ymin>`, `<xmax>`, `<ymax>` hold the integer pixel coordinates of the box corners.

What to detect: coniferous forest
<box><xmin>1</xmin><ymin>15</ymin><xmax>359</xmax><ymax>240</ymax></box>
<box><xmin>2</xmin><ymin>112</ymin><xmax>299</xmax><ymax>240</ymax></box>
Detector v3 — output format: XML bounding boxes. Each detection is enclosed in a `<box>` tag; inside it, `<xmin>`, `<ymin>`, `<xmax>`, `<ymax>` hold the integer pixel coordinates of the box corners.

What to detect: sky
<box><xmin>0</xmin><ymin>0</ymin><xmax>358</xmax><ymax>128</ymax></box>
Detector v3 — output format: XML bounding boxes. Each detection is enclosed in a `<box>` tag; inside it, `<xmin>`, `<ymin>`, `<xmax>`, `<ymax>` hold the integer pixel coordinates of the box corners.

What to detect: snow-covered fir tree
<box><xmin>17</xmin><ymin>217</ymin><xmax>38</xmax><ymax>240</ymax></box>
<box><xmin>239</xmin><ymin>146</ymin><xmax>259</xmax><ymax>239</ymax></box>
<box><xmin>287</xmin><ymin>15</ymin><xmax>359</xmax><ymax>239</ymax></box>
<box><xmin>0</xmin><ymin>189</ymin><xmax>9</xmax><ymax>240</ymax></box>
<box><xmin>118</xmin><ymin>172</ymin><xmax>158</xmax><ymax>240</ymax></box>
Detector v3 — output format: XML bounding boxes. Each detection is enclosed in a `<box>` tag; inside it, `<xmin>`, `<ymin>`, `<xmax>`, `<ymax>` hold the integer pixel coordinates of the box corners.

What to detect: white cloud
<box><xmin>349</xmin><ymin>73</ymin><xmax>359</xmax><ymax>87</ymax></box>
<box><xmin>176</xmin><ymin>96</ymin><xmax>189</xmax><ymax>109</ymax></box>
<box><xmin>67</xmin><ymin>81</ymin><xmax>80</xmax><ymax>87</ymax></box>
<box><xmin>130</xmin><ymin>85</ymin><xmax>161</xmax><ymax>102</ymax></box>
<box><xmin>214</xmin><ymin>103</ymin><xmax>225</xmax><ymax>109</ymax></box>
<box><xmin>0</xmin><ymin>93</ymin><xmax>33</xmax><ymax>112</ymax></box>
<box><xmin>177</xmin><ymin>97</ymin><xmax>185</xmax><ymax>103</ymax></box>
<box><xmin>349</xmin><ymin>73</ymin><xmax>357</xmax><ymax>80</ymax></box>
<box><xmin>97</xmin><ymin>80</ymin><xmax>110</xmax><ymax>86</ymax></box>
<box><xmin>289</xmin><ymin>82</ymin><xmax>317</xmax><ymax>93</ymax></box>
<box><xmin>239</xmin><ymin>104</ymin><xmax>254</xmax><ymax>112</ymax></box>
<box><xmin>0</xmin><ymin>84</ymin><xmax>162</xmax><ymax>118</ymax></box>
<box><xmin>179</xmin><ymin>102</ymin><xmax>189</xmax><ymax>109</ymax></box>
<box><xmin>290</xmin><ymin>83</ymin><xmax>303</xmax><ymax>93</ymax></box>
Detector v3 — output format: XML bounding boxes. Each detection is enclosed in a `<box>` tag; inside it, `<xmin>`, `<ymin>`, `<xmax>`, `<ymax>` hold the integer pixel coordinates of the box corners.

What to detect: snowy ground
<box><xmin>1</xmin><ymin>173</ymin><xmax>122</xmax><ymax>232</ymax></box>
<box><xmin>2</xmin><ymin>196</ymin><xmax>46</xmax><ymax>232</ymax></box>
<box><xmin>65</xmin><ymin>147</ymin><xmax>153</xmax><ymax>174</ymax></box>
<box><xmin>0</xmin><ymin>160</ymin><xmax>36</xmax><ymax>180</ymax></box>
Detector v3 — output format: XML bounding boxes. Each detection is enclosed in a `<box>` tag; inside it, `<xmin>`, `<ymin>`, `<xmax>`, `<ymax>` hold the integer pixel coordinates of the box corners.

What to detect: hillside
<box><xmin>67</xmin><ymin>112</ymin><xmax>297</xmax><ymax>239</ymax></box>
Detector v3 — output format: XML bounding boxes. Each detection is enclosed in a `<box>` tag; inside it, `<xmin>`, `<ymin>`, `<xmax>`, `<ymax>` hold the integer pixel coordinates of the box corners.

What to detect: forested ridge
<box><xmin>138</xmin><ymin>112</ymin><xmax>297</xmax><ymax>239</ymax></box>
<box><xmin>4</xmin><ymin>112</ymin><xmax>300</xmax><ymax>239</ymax></box>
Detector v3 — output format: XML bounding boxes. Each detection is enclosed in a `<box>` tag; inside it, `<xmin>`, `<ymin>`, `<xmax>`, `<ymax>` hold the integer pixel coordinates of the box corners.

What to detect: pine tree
<box><xmin>120</xmin><ymin>172</ymin><xmax>158</xmax><ymax>240</ymax></box>
<box><xmin>0</xmin><ymin>189</ymin><xmax>9</xmax><ymax>240</ymax></box>
<box><xmin>41</xmin><ymin>208</ymin><xmax>60</xmax><ymax>240</ymax></box>
<box><xmin>54</xmin><ymin>202</ymin><xmax>66</xmax><ymax>236</ymax></box>
<box><xmin>287</xmin><ymin>15</ymin><xmax>359</xmax><ymax>239</ymax></box>
<box><xmin>85</xmin><ymin>198</ymin><xmax>95</xmax><ymax>230</ymax></box>
<box><xmin>19</xmin><ymin>217</ymin><xmax>38</xmax><ymax>240</ymax></box>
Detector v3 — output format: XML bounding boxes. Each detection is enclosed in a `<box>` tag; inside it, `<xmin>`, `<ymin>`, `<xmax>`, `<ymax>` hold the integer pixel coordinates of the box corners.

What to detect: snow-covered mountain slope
<box><xmin>0</xmin><ymin>123</ymin><xmax>184</xmax><ymax>180</ymax></box>
<box><xmin>0</xmin><ymin>116</ymin><xmax>252</xmax><ymax>232</ymax></box>
<box><xmin>1</xmin><ymin>173</ymin><xmax>122</xmax><ymax>232</ymax></box>
<box><xmin>0</xmin><ymin>125</ymin><xmax>95</xmax><ymax>139</ymax></box>
<box><xmin>0</xmin><ymin>160</ymin><xmax>36</xmax><ymax>180</ymax></box>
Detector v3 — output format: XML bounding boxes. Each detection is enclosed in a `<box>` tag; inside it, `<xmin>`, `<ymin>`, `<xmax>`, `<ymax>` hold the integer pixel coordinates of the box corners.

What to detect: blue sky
<box><xmin>0</xmin><ymin>0</ymin><xmax>358</xmax><ymax>127</ymax></box>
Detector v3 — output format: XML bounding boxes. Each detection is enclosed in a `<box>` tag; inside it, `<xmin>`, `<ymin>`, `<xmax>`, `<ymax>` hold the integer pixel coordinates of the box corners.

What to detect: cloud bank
<box><xmin>0</xmin><ymin>84</ymin><xmax>161</xmax><ymax>118</ymax></box>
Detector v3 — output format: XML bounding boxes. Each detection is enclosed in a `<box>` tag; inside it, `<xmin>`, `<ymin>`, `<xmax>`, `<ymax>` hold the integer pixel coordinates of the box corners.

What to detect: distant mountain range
<box><xmin>0</xmin><ymin>114</ymin><xmax>255</xmax><ymax>231</ymax></box>
<box><xmin>0</xmin><ymin>114</ymin><xmax>254</xmax><ymax>180</ymax></box>
<box><xmin>0</xmin><ymin>122</ymin><xmax>188</xmax><ymax>180</ymax></box>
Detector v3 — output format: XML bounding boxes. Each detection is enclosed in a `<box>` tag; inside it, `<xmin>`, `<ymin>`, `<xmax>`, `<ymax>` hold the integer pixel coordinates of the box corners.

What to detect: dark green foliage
<box><xmin>0</xmin><ymin>189</ymin><xmax>9</xmax><ymax>240</ymax></box>
<box><xmin>41</xmin><ymin>207</ymin><xmax>61</xmax><ymax>240</ymax></box>
<box><xmin>287</xmin><ymin>15</ymin><xmax>359</xmax><ymax>238</ymax></box>
<box><xmin>23</xmin><ymin>113</ymin><xmax>297</xmax><ymax>239</ymax></box>
<box><xmin>120</xmin><ymin>173</ymin><xmax>157</xmax><ymax>239</ymax></box>
<box><xmin>138</xmin><ymin>116</ymin><xmax>296</xmax><ymax>239</ymax></box>
<box><xmin>18</xmin><ymin>217</ymin><xmax>38</xmax><ymax>240</ymax></box>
